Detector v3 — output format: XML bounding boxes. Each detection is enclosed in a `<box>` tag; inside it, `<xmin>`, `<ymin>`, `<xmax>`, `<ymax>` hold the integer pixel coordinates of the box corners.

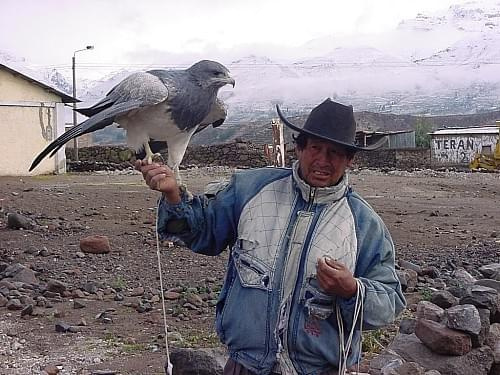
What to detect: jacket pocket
<box><xmin>302</xmin><ymin>277</ymin><xmax>335</xmax><ymax>320</ymax></box>
<box><xmin>232</xmin><ymin>238</ymin><xmax>271</xmax><ymax>291</ymax></box>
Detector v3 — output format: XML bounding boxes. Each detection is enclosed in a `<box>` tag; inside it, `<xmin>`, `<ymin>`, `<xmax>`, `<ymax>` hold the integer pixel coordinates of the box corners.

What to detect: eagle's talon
<box><xmin>151</xmin><ymin>153</ymin><xmax>164</xmax><ymax>164</ymax></box>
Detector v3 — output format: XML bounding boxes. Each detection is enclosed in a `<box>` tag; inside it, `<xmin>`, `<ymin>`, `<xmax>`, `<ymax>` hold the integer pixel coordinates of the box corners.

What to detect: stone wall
<box><xmin>65</xmin><ymin>142</ymin><xmax>269</xmax><ymax>171</ymax></box>
<box><xmin>66</xmin><ymin>143</ymin><xmax>431</xmax><ymax>171</ymax></box>
<box><xmin>354</xmin><ymin>148</ymin><xmax>431</xmax><ymax>170</ymax></box>
<box><xmin>184</xmin><ymin>142</ymin><xmax>268</xmax><ymax>167</ymax></box>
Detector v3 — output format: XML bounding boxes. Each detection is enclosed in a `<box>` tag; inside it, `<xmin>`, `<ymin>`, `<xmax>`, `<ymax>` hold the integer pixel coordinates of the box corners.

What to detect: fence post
<box><xmin>271</xmin><ymin>119</ymin><xmax>286</xmax><ymax>167</ymax></box>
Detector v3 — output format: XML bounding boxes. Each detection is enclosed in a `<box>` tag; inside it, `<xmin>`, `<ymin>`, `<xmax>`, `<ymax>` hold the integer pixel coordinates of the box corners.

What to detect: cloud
<box><xmin>0</xmin><ymin>0</ymin><xmax>474</xmax><ymax>69</ymax></box>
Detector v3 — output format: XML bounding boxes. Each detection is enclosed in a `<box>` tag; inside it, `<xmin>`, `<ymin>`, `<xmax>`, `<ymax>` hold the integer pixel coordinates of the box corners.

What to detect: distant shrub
<box><xmin>415</xmin><ymin>118</ymin><xmax>433</xmax><ymax>148</ymax></box>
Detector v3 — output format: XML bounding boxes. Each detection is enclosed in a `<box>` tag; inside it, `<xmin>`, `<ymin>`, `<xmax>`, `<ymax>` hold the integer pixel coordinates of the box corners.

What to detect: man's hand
<box><xmin>134</xmin><ymin>160</ymin><xmax>181</xmax><ymax>204</ymax></box>
<box><xmin>316</xmin><ymin>257</ymin><xmax>357</xmax><ymax>299</ymax></box>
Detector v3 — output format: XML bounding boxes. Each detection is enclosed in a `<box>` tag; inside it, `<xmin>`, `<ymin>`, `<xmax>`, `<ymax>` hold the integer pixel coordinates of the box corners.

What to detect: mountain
<box><xmin>0</xmin><ymin>52</ymin><xmax>72</xmax><ymax>95</ymax></box>
<box><xmin>3</xmin><ymin>0</ymin><xmax>500</xmax><ymax>146</ymax></box>
<box><xmin>68</xmin><ymin>0</ymin><xmax>500</xmax><ymax>121</ymax></box>
<box><xmin>189</xmin><ymin>109</ymin><xmax>500</xmax><ymax>146</ymax></box>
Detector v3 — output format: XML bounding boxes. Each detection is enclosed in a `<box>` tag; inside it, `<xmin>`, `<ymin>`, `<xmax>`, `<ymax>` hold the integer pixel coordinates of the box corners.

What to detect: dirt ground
<box><xmin>1</xmin><ymin>167</ymin><xmax>499</xmax><ymax>375</ymax></box>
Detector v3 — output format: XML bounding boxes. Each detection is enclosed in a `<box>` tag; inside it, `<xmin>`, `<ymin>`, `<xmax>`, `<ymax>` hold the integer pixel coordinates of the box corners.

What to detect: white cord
<box><xmin>336</xmin><ymin>279</ymin><xmax>365</xmax><ymax>375</ymax></box>
<box><xmin>156</xmin><ymin>199</ymin><xmax>173</xmax><ymax>375</ymax></box>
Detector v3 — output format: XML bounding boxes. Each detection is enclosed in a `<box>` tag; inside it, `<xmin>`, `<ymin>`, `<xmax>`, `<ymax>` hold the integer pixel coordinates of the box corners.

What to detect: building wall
<box><xmin>0</xmin><ymin>69</ymin><xmax>60</xmax><ymax>102</ymax></box>
<box><xmin>0</xmin><ymin>68</ymin><xmax>66</xmax><ymax>176</ymax></box>
<box><xmin>387</xmin><ymin>132</ymin><xmax>415</xmax><ymax>149</ymax></box>
<box><xmin>431</xmin><ymin>133</ymin><xmax>499</xmax><ymax>166</ymax></box>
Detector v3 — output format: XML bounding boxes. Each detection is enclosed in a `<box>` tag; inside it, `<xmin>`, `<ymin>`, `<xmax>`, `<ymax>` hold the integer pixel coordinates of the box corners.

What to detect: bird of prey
<box><xmin>29</xmin><ymin>60</ymin><xmax>235</xmax><ymax>181</ymax></box>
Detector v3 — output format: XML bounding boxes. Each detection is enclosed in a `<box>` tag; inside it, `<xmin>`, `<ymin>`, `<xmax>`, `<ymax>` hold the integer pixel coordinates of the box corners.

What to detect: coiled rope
<box><xmin>336</xmin><ymin>279</ymin><xmax>365</xmax><ymax>375</ymax></box>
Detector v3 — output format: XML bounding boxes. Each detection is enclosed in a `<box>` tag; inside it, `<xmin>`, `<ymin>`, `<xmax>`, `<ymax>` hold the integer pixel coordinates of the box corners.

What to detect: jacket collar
<box><xmin>292</xmin><ymin>161</ymin><xmax>349</xmax><ymax>204</ymax></box>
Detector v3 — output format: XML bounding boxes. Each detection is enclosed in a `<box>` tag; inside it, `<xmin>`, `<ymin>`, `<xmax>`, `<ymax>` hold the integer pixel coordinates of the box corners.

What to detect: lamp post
<box><xmin>72</xmin><ymin>45</ymin><xmax>94</xmax><ymax>161</ymax></box>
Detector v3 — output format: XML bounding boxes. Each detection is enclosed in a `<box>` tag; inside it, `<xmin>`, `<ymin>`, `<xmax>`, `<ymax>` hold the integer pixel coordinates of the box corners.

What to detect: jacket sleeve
<box><xmin>338</xmin><ymin>198</ymin><xmax>406</xmax><ymax>330</ymax></box>
<box><xmin>156</xmin><ymin>176</ymin><xmax>239</xmax><ymax>256</ymax></box>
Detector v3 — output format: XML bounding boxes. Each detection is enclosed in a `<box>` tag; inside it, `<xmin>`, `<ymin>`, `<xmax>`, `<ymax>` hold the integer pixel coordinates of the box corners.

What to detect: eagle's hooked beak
<box><xmin>227</xmin><ymin>76</ymin><xmax>235</xmax><ymax>88</ymax></box>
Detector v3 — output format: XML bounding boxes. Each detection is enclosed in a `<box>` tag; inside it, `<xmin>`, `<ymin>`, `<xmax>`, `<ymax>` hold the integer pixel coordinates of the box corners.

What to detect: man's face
<box><xmin>296</xmin><ymin>137</ymin><xmax>353</xmax><ymax>187</ymax></box>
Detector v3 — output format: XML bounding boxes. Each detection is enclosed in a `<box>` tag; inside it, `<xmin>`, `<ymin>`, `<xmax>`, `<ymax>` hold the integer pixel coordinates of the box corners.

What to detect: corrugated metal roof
<box><xmin>357</xmin><ymin>129</ymin><xmax>415</xmax><ymax>136</ymax></box>
<box><xmin>0</xmin><ymin>63</ymin><xmax>77</xmax><ymax>103</ymax></box>
<box><xmin>430</xmin><ymin>126</ymin><xmax>499</xmax><ymax>135</ymax></box>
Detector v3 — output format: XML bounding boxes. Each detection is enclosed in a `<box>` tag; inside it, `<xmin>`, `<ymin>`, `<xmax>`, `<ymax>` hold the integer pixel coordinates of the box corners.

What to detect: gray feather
<box><xmin>195</xmin><ymin>98</ymin><xmax>227</xmax><ymax>134</ymax></box>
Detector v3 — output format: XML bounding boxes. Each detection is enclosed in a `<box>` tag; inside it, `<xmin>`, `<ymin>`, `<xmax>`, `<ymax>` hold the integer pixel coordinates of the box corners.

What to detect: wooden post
<box><xmin>271</xmin><ymin>119</ymin><xmax>286</xmax><ymax>167</ymax></box>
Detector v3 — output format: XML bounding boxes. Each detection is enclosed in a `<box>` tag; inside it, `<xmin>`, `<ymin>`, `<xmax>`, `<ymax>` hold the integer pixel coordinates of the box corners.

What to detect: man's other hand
<box><xmin>316</xmin><ymin>257</ymin><xmax>357</xmax><ymax>299</ymax></box>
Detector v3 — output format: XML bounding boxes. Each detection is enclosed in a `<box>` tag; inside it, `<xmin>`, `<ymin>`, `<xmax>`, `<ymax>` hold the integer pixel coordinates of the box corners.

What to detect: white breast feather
<box><xmin>116</xmin><ymin>102</ymin><xmax>190</xmax><ymax>152</ymax></box>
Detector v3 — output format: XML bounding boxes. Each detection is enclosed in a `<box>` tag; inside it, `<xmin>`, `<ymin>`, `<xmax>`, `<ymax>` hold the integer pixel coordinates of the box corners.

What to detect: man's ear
<box><xmin>295</xmin><ymin>147</ymin><xmax>303</xmax><ymax>159</ymax></box>
<box><xmin>346</xmin><ymin>154</ymin><xmax>355</xmax><ymax>168</ymax></box>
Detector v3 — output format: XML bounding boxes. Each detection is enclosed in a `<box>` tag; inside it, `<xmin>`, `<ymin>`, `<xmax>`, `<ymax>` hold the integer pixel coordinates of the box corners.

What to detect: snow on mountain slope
<box><xmin>0</xmin><ymin>51</ymin><xmax>72</xmax><ymax>95</ymax></box>
<box><xmin>3</xmin><ymin>0</ymin><xmax>500</xmax><ymax>120</ymax></box>
<box><xmin>225</xmin><ymin>1</ymin><xmax>500</xmax><ymax>115</ymax></box>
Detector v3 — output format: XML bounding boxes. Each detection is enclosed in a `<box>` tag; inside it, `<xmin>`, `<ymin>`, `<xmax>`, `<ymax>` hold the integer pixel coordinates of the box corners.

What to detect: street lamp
<box><xmin>72</xmin><ymin>45</ymin><xmax>94</xmax><ymax>162</ymax></box>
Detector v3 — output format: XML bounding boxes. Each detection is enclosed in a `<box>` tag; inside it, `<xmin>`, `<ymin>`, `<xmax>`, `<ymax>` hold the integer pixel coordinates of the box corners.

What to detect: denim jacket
<box><xmin>157</xmin><ymin>163</ymin><xmax>405</xmax><ymax>374</ymax></box>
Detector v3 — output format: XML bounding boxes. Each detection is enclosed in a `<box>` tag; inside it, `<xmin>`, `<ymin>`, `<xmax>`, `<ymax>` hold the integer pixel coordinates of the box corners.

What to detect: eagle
<box><xmin>29</xmin><ymin>60</ymin><xmax>235</xmax><ymax>182</ymax></box>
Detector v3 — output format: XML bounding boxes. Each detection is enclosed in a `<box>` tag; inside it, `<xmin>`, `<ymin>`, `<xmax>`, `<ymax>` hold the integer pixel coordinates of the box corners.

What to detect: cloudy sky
<box><xmin>1</xmin><ymin>0</ymin><xmax>472</xmax><ymax>77</ymax></box>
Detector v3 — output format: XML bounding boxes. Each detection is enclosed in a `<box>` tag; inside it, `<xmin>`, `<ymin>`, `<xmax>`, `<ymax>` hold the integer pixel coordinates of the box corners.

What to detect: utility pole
<box><xmin>72</xmin><ymin>45</ymin><xmax>94</xmax><ymax>161</ymax></box>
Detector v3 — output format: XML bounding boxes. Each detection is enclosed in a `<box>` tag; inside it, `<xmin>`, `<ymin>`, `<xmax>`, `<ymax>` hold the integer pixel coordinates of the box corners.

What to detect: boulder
<box><xmin>80</xmin><ymin>235</ymin><xmax>111</xmax><ymax>254</ymax></box>
<box><xmin>460</xmin><ymin>285</ymin><xmax>498</xmax><ymax>315</ymax></box>
<box><xmin>397</xmin><ymin>269</ymin><xmax>418</xmax><ymax>291</ymax></box>
<box><xmin>370</xmin><ymin>349</ymin><xmax>404</xmax><ymax>374</ymax></box>
<box><xmin>479</xmin><ymin>263</ymin><xmax>500</xmax><ymax>281</ymax></box>
<box><xmin>471</xmin><ymin>308</ymin><xmax>490</xmax><ymax>348</ymax></box>
<box><xmin>444</xmin><ymin>304</ymin><xmax>481</xmax><ymax>335</ymax></box>
<box><xmin>486</xmin><ymin>324</ymin><xmax>500</xmax><ymax>350</ymax></box>
<box><xmin>475</xmin><ymin>279</ymin><xmax>500</xmax><ymax>293</ymax></box>
<box><xmin>2</xmin><ymin>263</ymin><xmax>38</xmax><ymax>285</ymax></box>
<box><xmin>6</xmin><ymin>212</ymin><xmax>33</xmax><ymax>230</ymax></box>
<box><xmin>46</xmin><ymin>279</ymin><xmax>67</xmax><ymax>295</ymax></box>
<box><xmin>416</xmin><ymin>301</ymin><xmax>445</xmax><ymax>322</ymax></box>
<box><xmin>446</xmin><ymin>285</ymin><xmax>469</xmax><ymax>299</ymax></box>
<box><xmin>381</xmin><ymin>361</ymin><xmax>426</xmax><ymax>375</ymax></box>
<box><xmin>430</xmin><ymin>290</ymin><xmax>458</xmax><ymax>309</ymax></box>
<box><xmin>399</xmin><ymin>260</ymin><xmax>422</xmax><ymax>275</ymax></box>
<box><xmin>169</xmin><ymin>347</ymin><xmax>227</xmax><ymax>375</ymax></box>
<box><xmin>451</xmin><ymin>268</ymin><xmax>476</xmax><ymax>286</ymax></box>
<box><xmin>415</xmin><ymin>319</ymin><xmax>471</xmax><ymax>356</ymax></box>
<box><xmin>421</xmin><ymin>266</ymin><xmax>441</xmax><ymax>279</ymax></box>
<box><xmin>389</xmin><ymin>333</ymin><xmax>494</xmax><ymax>375</ymax></box>
<box><xmin>399</xmin><ymin>318</ymin><xmax>417</xmax><ymax>335</ymax></box>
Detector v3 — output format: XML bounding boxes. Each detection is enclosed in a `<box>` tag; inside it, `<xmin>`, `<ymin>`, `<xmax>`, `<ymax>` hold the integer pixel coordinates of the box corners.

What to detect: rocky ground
<box><xmin>0</xmin><ymin>167</ymin><xmax>499</xmax><ymax>375</ymax></box>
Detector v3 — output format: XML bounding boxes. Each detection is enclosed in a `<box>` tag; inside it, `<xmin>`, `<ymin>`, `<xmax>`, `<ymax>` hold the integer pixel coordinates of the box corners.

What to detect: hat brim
<box><xmin>276</xmin><ymin>104</ymin><xmax>387</xmax><ymax>151</ymax></box>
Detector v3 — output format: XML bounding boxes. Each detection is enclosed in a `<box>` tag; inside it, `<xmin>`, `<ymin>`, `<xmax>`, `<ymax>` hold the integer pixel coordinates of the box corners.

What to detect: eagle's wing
<box><xmin>194</xmin><ymin>97</ymin><xmax>228</xmax><ymax>135</ymax></box>
<box><xmin>29</xmin><ymin>72</ymin><xmax>170</xmax><ymax>171</ymax></box>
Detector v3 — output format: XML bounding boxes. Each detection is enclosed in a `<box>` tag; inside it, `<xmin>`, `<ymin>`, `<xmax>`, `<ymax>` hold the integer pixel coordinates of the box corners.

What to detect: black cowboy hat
<box><xmin>276</xmin><ymin>98</ymin><xmax>387</xmax><ymax>152</ymax></box>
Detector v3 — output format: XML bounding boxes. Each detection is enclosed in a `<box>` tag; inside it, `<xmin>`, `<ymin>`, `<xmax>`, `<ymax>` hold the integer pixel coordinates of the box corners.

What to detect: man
<box><xmin>136</xmin><ymin>99</ymin><xmax>405</xmax><ymax>375</ymax></box>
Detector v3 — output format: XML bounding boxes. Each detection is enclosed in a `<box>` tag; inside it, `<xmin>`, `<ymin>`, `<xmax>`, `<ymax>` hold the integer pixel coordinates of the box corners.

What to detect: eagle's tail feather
<box><xmin>30</xmin><ymin>101</ymin><xmax>145</xmax><ymax>171</ymax></box>
<box><xmin>29</xmin><ymin>123</ymin><xmax>85</xmax><ymax>171</ymax></box>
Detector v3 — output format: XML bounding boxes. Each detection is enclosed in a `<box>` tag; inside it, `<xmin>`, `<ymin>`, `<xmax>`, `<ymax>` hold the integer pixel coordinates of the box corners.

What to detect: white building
<box><xmin>430</xmin><ymin>126</ymin><xmax>500</xmax><ymax>167</ymax></box>
<box><xmin>0</xmin><ymin>63</ymin><xmax>76</xmax><ymax>176</ymax></box>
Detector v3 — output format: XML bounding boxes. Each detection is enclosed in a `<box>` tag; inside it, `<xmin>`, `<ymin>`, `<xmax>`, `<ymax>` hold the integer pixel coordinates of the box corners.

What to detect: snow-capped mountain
<box><xmin>211</xmin><ymin>1</ymin><xmax>500</xmax><ymax>119</ymax></box>
<box><xmin>3</xmin><ymin>0</ymin><xmax>500</xmax><ymax>125</ymax></box>
<box><xmin>398</xmin><ymin>1</ymin><xmax>500</xmax><ymax>32</ymax></box>
<box><xmin>43</xmin><ymin>69</ymin><xmax>72</xmax><ymax>95</ymax></box>
<box><xmin>0</xmin><ymin>51</ymin><xmax>72</xmax><ymax>95</ymax></box>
